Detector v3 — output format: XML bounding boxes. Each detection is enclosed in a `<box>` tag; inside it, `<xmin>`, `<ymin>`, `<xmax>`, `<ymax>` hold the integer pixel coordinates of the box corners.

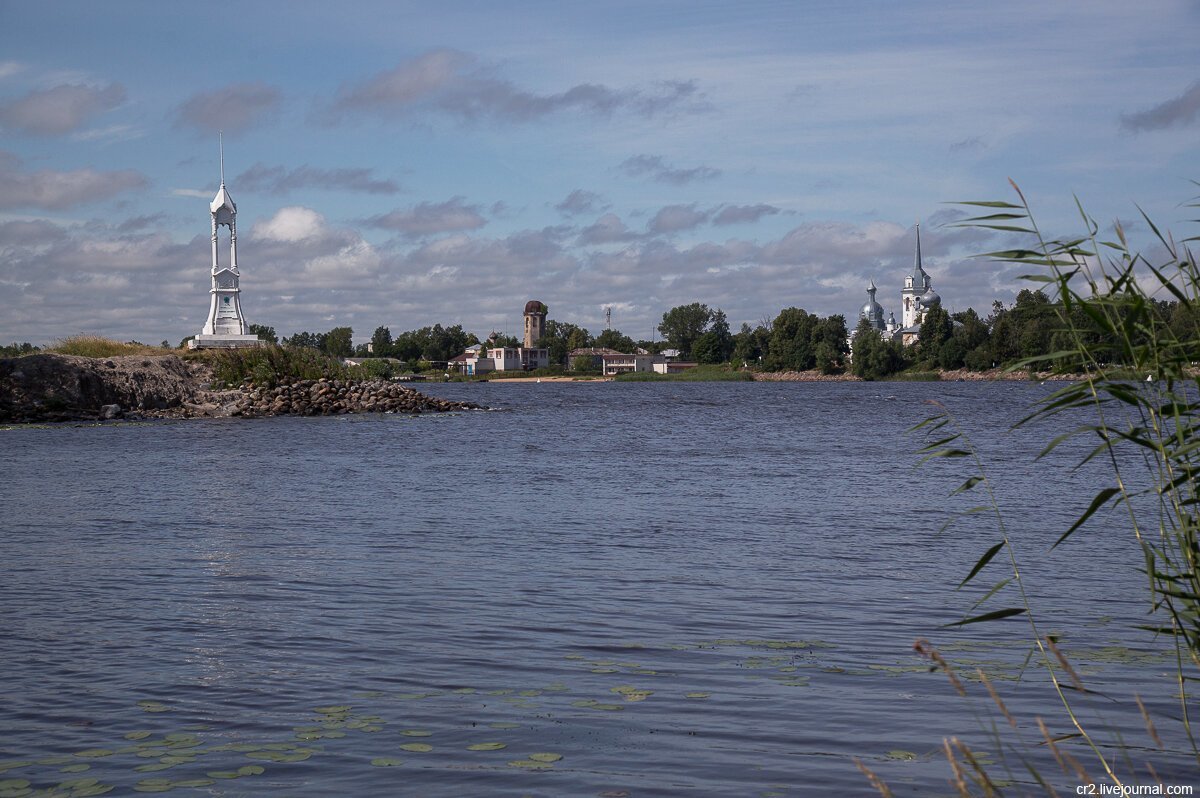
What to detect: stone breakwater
<box><xmin>0</xmin><ymin>353</ymin><xmax>478</xmax><ymax>422</ymax></box>
<box><xmin>232</xmin><ymin>379</ymin><xmax>478</xmax><ymax>417</ymax></box>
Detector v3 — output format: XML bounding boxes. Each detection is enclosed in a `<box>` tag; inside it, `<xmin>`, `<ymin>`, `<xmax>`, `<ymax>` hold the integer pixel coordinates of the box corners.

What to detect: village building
<box><xmin>451</xmin><ymin>301</ymin><xmax>551</xmax><ymax>374</ymax></box>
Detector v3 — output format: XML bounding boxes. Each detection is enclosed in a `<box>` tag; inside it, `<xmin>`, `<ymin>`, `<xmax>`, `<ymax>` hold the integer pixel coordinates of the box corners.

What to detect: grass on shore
<box><xmin>616</xmin><ymin>365</ymin><xmax>755</xmax><ymax>382</ymax></box>
<box><xmin>46</xmin><ymin>335</ymin><xmax>171</xmax><ymax>358</ymax></box>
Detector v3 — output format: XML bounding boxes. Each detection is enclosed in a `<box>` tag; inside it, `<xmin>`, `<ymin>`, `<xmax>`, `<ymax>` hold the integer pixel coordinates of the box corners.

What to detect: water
<box><xmin>1</xmin><ymin>381</ymin><xmax>1194</xmax><ymax>795</ymax></box>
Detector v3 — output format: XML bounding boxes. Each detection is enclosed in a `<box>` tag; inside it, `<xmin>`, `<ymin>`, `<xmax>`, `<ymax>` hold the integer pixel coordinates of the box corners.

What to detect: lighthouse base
<box><xmin>188</xmin><ymin>334</ymin><xmax>266</xmax><ymax>350</ymax></box>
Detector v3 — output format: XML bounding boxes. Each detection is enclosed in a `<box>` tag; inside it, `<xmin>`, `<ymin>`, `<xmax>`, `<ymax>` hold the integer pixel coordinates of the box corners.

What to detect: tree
<box><xmin>370</xmin><ymin>326</ymin><xmax>393</xmax><ymax>357</ymax></box>
<box><xmin>765</xmin><ymin>307</ymin><xmax>818</xmax><ymax>371</ymax></box>
<box><xmin>595</xmin><ymin>328</ymin><xmax>636</xmax><ymax>353</ymax></box>
<box><xmin>536</xmin><ymin>320</ymin><xmax>592</xmax><ymax>365</ymax></box>
<box><xmin>322</xmin><ymin>327</ymin><xmax>354</xmax><ymax>358</ymax></box>
<box><xmin>850</xmin><ymin>317</ymin><xmax>904</xmax><ymax>380</ymax></box>
<box><xmin>658</xmin><ymin>303</ymin><xmax>712</xmax><ymax>359</ymax></box>
<box><xmin>249</xmin><ymin>323</ymin><xmax>278</xmax><ymax>344</ymax></box>
<box><xmin>283</xmin><ymin>331</ymin><xmax>322</xmax><ymax>350</ymax></box>
<box><xmin>917</xmin><ymin>305</ymin><xmax>953</xmax><ymax>365</ymax></box>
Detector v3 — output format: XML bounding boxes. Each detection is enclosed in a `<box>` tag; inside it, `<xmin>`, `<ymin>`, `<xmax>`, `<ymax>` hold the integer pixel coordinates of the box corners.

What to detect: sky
<box><xmin>1</xmin><ymin>0</ymin><xmax>1198</xmax><ymax>347</ymax></box>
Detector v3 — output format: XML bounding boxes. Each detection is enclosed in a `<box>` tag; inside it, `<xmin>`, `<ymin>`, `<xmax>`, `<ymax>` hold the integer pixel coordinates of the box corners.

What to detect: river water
<box><xmin>1</xmin><ymin>381</ymin><xmax>1195</xmax><ymax>795</ymax></box>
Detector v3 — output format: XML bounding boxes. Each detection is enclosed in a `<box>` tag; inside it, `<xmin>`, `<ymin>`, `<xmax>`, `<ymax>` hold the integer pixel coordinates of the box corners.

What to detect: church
<box><xmin>857</xmin><ymin>223</ymin><xmax>942</xmax><ymax>346</ymax></box>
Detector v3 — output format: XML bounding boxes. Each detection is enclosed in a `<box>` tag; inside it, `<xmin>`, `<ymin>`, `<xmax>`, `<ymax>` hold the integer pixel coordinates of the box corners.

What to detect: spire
<box><xmin>913</xmin><ymin>222</ymin><xmax>926</xmax><ymax>279</ymax></box>
<box><xmin>219</xmin><ymin>131</ymin><xmax>225</xmax><ymax>186</ymax></box>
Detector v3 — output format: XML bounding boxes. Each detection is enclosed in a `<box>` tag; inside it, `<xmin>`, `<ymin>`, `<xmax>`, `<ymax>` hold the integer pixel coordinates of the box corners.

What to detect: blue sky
<box><xmin>1</xmin><ymin>0</ymin><xmax>1198</xmax><ymax>345</ymax></box>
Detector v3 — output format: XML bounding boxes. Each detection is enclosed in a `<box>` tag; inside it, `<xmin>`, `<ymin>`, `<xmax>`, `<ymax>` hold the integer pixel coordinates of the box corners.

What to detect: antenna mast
<box><xmin>604</xmin><ymin>306</ymin><xmax>612</xmax><ymax>330</ymax></box>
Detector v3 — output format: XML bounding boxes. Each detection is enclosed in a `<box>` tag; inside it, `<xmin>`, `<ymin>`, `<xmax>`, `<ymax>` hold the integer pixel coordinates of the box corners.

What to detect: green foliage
<box><xmin>210</xmin><ymin>345</ymin><xmax>351</xmax><ymax>387</ymax></box>
<box><xmin>538</xmin><ymin>320</ymin><xmax>593</xmax><ymax>365</ymax></box>
<box><xmin>902</xmin><ymin>184</ymin><xmax>1200</xmax><ymax>793</ymax></box>
<box><xmin>323</xmin><ymin>326</ymin><xmax>354</xmax><ymax>358</ymax></box>
<box><xmin>658</xmin><ymin>303</ymin><xmax>712</xmax><ymax>359</ymax></box>
<box><xmin>571</xmin><ymin>354</ymin><xmax>600</xmax><ymax>373</ymax></box>
<box><xmin>0</xmin><ymin>342</ymin><xmax>40</xmax><ymax>357</ymax></box>
<box><xmin>764</xmin><ymin>309</ymin><xmax>848</xmax><ymax>372</ymax></box>
<box><xmin>370</xmin><ymin>325</ymin><xmax>393</xmax><ymax>356</ymax></box>
<box><xmin>248</xmin><ymin>323</ymin><xmax>278</xmax><ymax>344</ymax></box>
<box><xmin>354</xmin><ymin>358</ymin><xmax>400</xmax><ymax>380</ymax></box>
<box><xmin>850</xmin><ymin>318</ymin><xmax>905</xmax><ymax>380</ymax></box>
<box><xmin>732</xmin><ymin>322</ymin><xmax>770</xmax><ymax>366</ymax></box>
<box><xmin>594</xmin><ymin>328</ymin><xmax>635</xmax><ymax>353</ymax></box>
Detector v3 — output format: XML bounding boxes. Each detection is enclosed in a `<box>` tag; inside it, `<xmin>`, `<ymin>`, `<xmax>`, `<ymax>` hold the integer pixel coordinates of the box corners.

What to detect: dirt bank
<box><xmin>0</xmin><ymin>354</ymin><xmax>479</xmax><ymax>423</ymax></box>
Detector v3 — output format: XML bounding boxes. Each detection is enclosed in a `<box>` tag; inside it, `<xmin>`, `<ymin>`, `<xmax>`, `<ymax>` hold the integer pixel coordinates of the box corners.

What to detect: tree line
<box><xmin>8</xmin><ymin>289</ymin><xmax>1194</xmax><ymax>377</ymax></box>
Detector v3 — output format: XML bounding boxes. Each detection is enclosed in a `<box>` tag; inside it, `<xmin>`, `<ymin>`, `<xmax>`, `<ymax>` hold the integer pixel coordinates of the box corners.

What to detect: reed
<box><xmin>873</xmin><ymin>182</ymin><xmax>1200</xmax><ymax>794</ymax></box>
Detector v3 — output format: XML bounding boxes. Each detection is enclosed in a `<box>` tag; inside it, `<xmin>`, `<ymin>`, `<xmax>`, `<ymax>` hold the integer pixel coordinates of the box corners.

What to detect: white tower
<box><xmin>901</xmin><ymin>223</ymin><xmax>933</xmax><ymax>329</ymax></box>
<box><xmin>190</xmin><ymin>135</ymin><xmax>262</xmax><ymax>349</ymax></box>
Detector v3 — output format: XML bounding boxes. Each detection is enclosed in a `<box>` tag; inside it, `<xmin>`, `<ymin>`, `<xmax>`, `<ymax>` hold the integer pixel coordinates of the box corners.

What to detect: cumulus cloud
<box><xmin>1121</xmin><ymin>80</ymin><xmax>1200</xmax><ymax>131</ymax></box>
<box><xmin>332</xmin><ymin>48</ymin><xmax>702</xmax><ymax>122</ymax></box>
<box><xmin>0</xmin><ymin>61</ymin><xmax>24</xmax><ymax>80</ymax></box>
<box><xmin>0</xmin><ymin>83</ymin><xmax>125</xmax><ymax>135</ymax></box>
<box><xmin>253</xmin><ymin>206</ymin><xmax>329</xmax><ymax>242</ymax></box>
<box><xmin>0</xmin><ymin>150</ymin><xmax>146</xmax><ymax>210</ymax></box>
<box><xmin>577</xmin><ymin>213</ymin><xmax>641</xmax><ymax>245</ymax></box>
<box><xmin>555</xmin><ymin>189</ymin><xmax>607</xmax><ymax>216</ymax></box>
<box><xmin>620</xmin><ymin>154</ymin><xmax>721</xmax><ymax>185</ymax></box>
<box><xmin>648</xmin><ymin>204</ymin><xmax>710</xmax><ymax>234</ymax></box>
<box><xmin>235</xmin><ymin>162</ymin><xmax>400</xmax><ymax>195</ymax></box>
<box><xmin>366</xmin><ymin>196</ymin><xmax>487</xmax><ymax>237</ymax></box>
<box><xmin>712</xmin><ymin>203</ymin><xmax>782</xmax><ymax>226</ymax></box>
<box><xmin>175</xmin><ymin>82</ymin><xmax>282</xmax><ymax>134</ymax></box>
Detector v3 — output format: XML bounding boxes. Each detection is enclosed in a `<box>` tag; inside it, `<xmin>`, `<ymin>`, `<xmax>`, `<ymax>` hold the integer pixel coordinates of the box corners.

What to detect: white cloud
<box><xmin>252</xmin><ymin>206</ymin><xmax>328</xmax><ymax>242</ymax></box>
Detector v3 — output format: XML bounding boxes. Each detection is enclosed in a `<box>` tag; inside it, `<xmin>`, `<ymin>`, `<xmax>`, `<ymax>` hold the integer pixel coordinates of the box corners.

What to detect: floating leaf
<box><xmin>132</xmin><ymin>780</ymin><xmax>172</xmax><ymax>793</ymax></box>
<box><xmin>400</xmin><ymin>730</ymin><xmax>431</xmax><ymax>737</ymax></box>
<box><xmin>314</xmin><ymin>705</ymin><xmax>351</xmax><ymax>714</ymax></box>
<box><xmin>170</xmin><ymin>780</ymin><xmax>213</xmax><ymax>789</ymax></box>
<box><xmin>452</xmin><ymin>688</ymin><xmax>476</xmax><ymax>694</ymax></box>
<box><xmin>72</xmin><ymin>750</ymin><xmax>113</xmax><ymax>759</ymax></box>
<box><xmin>370</xmin><ymin>758</ymin><xmax>404</xmax><ymax>767</ymax></box>
<box><xmin>466</xmin><ymin>742</ymin><xmax>506</xmax><ymax>751</ymax></box>
<box><xmin>60</xmin><ymin>764</ymin><xmax>91</xmax><ymax>773</ymax></box>
<box><xmin>134</xmin><ymin>763</ymin><xmax>175</xmax><ymax>773</ymax></box>
<box><xmin>528</xmin><ymin>752</ymin><xmax>563</xmax><ymax>763</ymax></box>
<box><xmin>136</xmin><ymin>701</ymin><xmax>170</xmax><ymax>713</ymax></box>
<box><xmin>886</xmin><ymin>750</ymin><xmax>918</xmax><ymax>761</ymax></box>
<box><xmin>489</xmin><ymin>722</ymin><xmax>520</xmax><ymax>730</ymax></box>
<box><xmin>124</xmin><ymin>731</ymin><xmax>153</xmax><ymax>741</ymax></box>
<box><xmin>205</xmin><ymin>771</ymin><xmax>240</xmax><ymax>779</ymax></box>
<box><xmin>399</xmin><ymin>743</ymin><xmax>432</xmax><ymax>753</ymax></box>
<box><xmin>507</xmin><ymin>759</ymin><xmax>553</xmax><ymax>770</ymax></box>
<box><xmin>237</xmin><ymin>765</ymin><xmax>265</xmax><ymax>776</ymax></box>
<box><xmin>685</xmin><ymin>692</ymin><xmax>711</xmax><ymax>699</ymax></box>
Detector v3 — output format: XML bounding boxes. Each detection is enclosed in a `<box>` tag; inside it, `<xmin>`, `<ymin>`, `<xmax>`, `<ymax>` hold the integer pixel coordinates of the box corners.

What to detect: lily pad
<box><xmin>685</xmin><ymin>692</ymin><xmax>711</xmax><ymax>699</ymax></box>
<box><xmin>466</xmin><ymin>742</ymin><xmax>506</xmax><ymax>751</ymax></box>
<box><xmin>60</xmin><ymin>764</ymin><xmax>91</xmax><ymax>773</ymax></box>
<box><xmin>170</xmin><ymin>780</ymin><xmax>214</xmax><ymax>788</ymax></box>
<box><xmin>370</xmin><ymin>758</ymin><xmax>404</xmax><ymax>767</ymax></box>
<box><xmin>137</xmin><ymin>701</ymin><xmax>170</xmax><ymax>713</ymax></box>
<box><xmin>73</xmin><ymin>749</ymin><xmax>114</xmax><ymax>759</ymax></box>
<box><xmin>528</xmin><ymin>752</ymin><xmax>563</xmax><ymax>763</ymax></box>
<box><xmin>886</xmin><ymin>750</ymin><xmax>918</xmax><ymax>761</ymax></box>
<box><xmin>399</xmin><ymin>743</ymin><xmax>432</xmax><ymax>753</ymax></box>
<box><xmin>134</xmin><ymin>763</ymin><xmax>175</xmax><ymax>773</ymax></box>
<box><xmin>205</xmin><ymin>771</ymin><xmax>241</xmax><ymax>779</ymax></box>
<box><xmin>400</xmin><ymin>730</ymin><xmax>431</xmax><ymax>737</ymax></box>
<box><xmin>507</xmin><ymin>759</ymin><xmax>553</xmax><ymax>770</ymax></box>
<box><xmin>314</xmin><ymin>705</ymin><xmax>351</xmax><ymax>714</ymax></box>
<box><xmin>124</xmin><ymin>731</ymin><xmax>153</xmax><ymax>741</ymax></box>
<box><xmin>237</xmin><ymin>765</ymin><xmax>265</xmax><ymax>776</ymax></box>
<box><xmin>489</xmin><ymin>722</ymin><xmax>520</xmax><ymax>730</ymax></box>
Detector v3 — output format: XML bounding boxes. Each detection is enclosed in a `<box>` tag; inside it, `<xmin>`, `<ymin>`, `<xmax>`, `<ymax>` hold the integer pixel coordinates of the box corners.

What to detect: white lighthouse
<box><xmin>189</xmin><ymin>137</ymin><xmax>263</xmax><ymax>350</ymax></box>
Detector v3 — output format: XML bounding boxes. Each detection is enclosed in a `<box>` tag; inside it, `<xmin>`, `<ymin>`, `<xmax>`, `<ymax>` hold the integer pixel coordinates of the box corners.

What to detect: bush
<box><xmin>210</xmin><ymin>345</ymin><xmax>352</xmax><ymax>388</ymax></box>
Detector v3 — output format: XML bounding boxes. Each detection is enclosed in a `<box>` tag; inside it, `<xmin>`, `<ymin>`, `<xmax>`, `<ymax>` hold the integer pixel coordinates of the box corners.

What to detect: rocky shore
<box><xmin>0</xmin><ymin>353</ymin><xmax>479</xmax><ymax>423</ymax></box>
